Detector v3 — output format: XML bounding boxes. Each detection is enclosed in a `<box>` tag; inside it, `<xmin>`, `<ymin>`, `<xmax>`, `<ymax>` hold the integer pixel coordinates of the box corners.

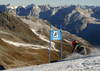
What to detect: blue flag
<box><xmin>50</xmin><ymin>30</ymin><xmax>62</xmax><ymax>40</ymax></box>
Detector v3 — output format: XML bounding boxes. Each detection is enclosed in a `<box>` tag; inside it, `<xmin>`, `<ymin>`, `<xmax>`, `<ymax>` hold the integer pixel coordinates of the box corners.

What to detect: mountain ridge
<box><xmin>6</xmin><ymin>3</ymin><xmax>99</xmax><ymax>46</ymax></box>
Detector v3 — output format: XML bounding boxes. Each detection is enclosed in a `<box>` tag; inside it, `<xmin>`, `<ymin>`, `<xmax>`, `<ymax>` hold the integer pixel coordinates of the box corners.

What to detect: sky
<box><xmin>0</xmin><ymin>0</ymin><xmax>100</xmax><ymax>6</ymax></box>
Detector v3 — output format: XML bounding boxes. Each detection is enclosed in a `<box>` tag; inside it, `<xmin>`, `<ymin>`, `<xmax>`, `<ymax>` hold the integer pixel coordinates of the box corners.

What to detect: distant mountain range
<box><xmin>0</xmin><ymin>3</ymin><xmax>99</xmax><ymax>46</ymax></box>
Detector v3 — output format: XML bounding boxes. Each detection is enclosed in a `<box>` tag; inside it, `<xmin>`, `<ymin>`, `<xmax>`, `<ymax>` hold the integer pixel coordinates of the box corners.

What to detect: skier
<box><xmin>71</xmin><ymin>40</ymin><xmax>87</xmax><ymax>55</ymax></box>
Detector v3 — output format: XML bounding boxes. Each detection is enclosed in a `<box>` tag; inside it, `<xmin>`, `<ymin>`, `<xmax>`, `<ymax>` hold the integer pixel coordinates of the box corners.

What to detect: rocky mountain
<box><xmin>39</xmin><ymin>5</ymin><xmax>100</xmax><ymax>47</ymax></box>
<box><xmin>0</xmin><ymin>4</ymin><xmax>99</xmax><ymax>46</ymax></box>
<box><xmin>0</xmin><ymin>11</ymin><xmax>92</xmax><ymax>69</ymax></box>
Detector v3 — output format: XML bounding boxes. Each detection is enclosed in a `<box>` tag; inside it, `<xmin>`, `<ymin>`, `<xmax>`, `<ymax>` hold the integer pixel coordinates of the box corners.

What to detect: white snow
<box><xmin>1</xmin><ymin>38</ymin><xmax>58</xmax><ymax>51</ymax></box>
<box><xmin>64</xmin><ymin>39</ymin><xmax>71</xmax><ymax>43</ymax></box>
<box><xmin>21</xmin><ymin>5</ymin><xmax>27</xmax><ymax>8</ymax></box>
<box><xmin>1</xmin><ymin>38</ymin><xmax>45</xmax><ymax>49</ymax></box>
<box><xmin>4</xmin><ymin>54</ymin><xmax>100</xmax><ymax>71</ymax></box>
<box><xmin>6</xmin><ymin>4</ymin><xmax>18</xmax><ymax>9</ymax></box>
<box><xmin>0</xmin><ymin>31</ymin><xmax>13</xmax><ymax>36</ymax></box>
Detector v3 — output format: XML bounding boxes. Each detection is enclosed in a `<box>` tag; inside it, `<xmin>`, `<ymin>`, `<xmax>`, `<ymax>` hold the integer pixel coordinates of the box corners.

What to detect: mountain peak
<box><xmin>6</xmin><ymin>3</ymin><xmax>13</xmax><ymax>6</ymax></box>
<box><xmin>21</xmin><ymin>5</ymin><xmax>27</xmax><ymax>8</ymax></box>
<box><xmin>25</xmin><ymin>3</ymin><xmax>36</xmax><ymax>9</ymax></box>
<box><xmin>6</xmin><ymin>3</ymin><xmax>18</xmax><ymax>9</ymax></box>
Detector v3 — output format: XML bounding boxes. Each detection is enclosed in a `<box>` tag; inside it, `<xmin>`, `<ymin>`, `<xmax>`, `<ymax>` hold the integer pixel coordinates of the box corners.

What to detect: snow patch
<box><xmin>1</xmin><ymin>38</ymin><xmax>46</xmax><ymax>50</ymax></box>
<box><xmin>6</xmin><ymin>4</ymin><xmax>18</xmax><ymax>9</ymax></box>
<box><xmin>64</xmin><ymin>39</ymin><xmax>71</xmax><ymax>43</ymax></box>
<box><xmin>1</xmin><ymin>38</ymin><xmax>58</xmax><ymax>51</ymax></box>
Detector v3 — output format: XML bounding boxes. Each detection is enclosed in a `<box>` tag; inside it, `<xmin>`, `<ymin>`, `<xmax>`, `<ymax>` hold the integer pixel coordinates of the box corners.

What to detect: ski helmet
<box><xmin>72</xmin><ymin>40</ymin><xmax>78</xmax><ymax>45</ymax></box>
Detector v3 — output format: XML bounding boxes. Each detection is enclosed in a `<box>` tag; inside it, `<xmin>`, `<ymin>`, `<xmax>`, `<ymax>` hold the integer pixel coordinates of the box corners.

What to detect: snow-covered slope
<box><xmin>4</xmin><ymin>54</ymin><xmax>100</xmax><ymax>71</ymax></box>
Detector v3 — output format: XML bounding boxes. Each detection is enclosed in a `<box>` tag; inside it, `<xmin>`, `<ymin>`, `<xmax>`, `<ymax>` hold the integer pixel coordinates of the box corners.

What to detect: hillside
<box><xmin>0</xmin><ymin>12</ymin><xmax>92</xmax><ymax>70</ymax></box>
<box><xmin>0</xmin><ymin>12</ymin><xmax>60</xmax><ymax>69</ymax></box>
<box><xmin>0</xmin><ymin>11</ymin><xmax>47</xmax><ymax>45</ymax></box>
<box><xmin>0</xmin><ymin>38</ymin><xmax>61</xmax><ymax>69</ymax></box>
